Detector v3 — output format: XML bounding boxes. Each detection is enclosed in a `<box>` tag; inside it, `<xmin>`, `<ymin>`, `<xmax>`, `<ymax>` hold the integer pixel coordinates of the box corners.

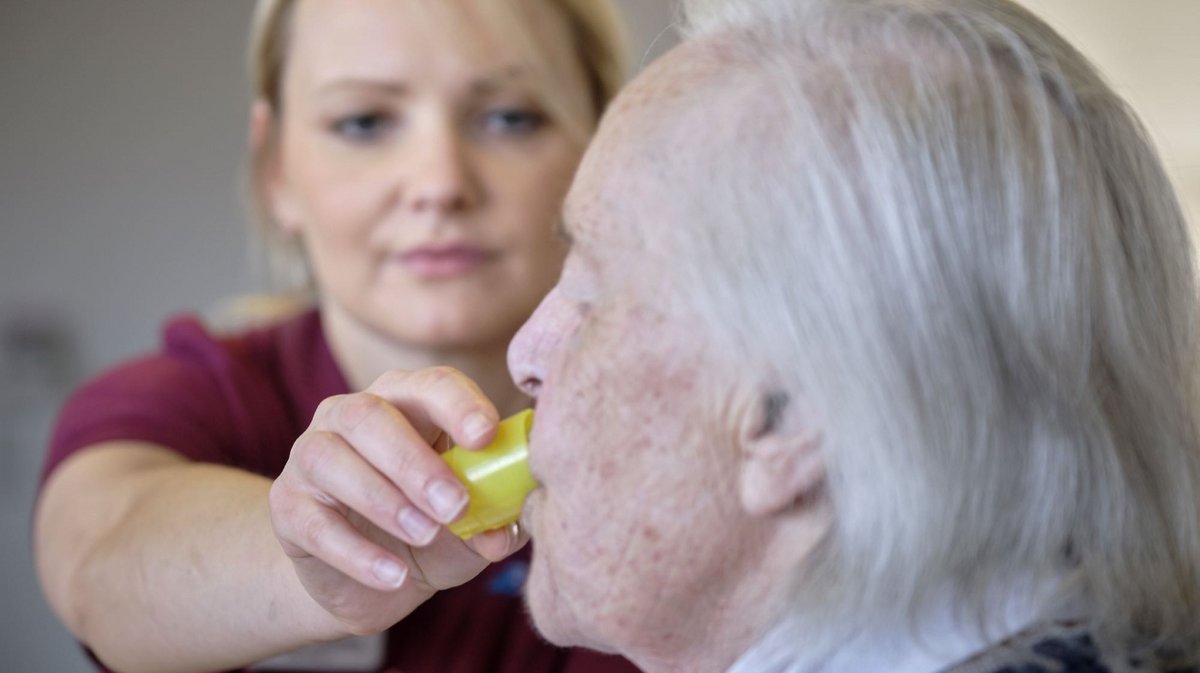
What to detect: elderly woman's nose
<box><xmin>508</xmin><ymin>288</ymin><xmax>575</xmax><ymax>399</ymax></box>
<box><xmin>404</xmin><ymin>124</ymin><xmax>480</xmax><ymax>213</ymax></box>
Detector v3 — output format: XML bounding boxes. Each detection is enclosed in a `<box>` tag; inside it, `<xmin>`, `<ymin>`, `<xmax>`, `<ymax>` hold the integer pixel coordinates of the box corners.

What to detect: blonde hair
<box><xmin>246</xmin><ymin>0</ymin><xmax>628</xmax><ymax>293</ymax></box>
<box><xmin>653</xmin><ymin>0</ymin><xmax>1200</xmax><ymax>667</ymax></box>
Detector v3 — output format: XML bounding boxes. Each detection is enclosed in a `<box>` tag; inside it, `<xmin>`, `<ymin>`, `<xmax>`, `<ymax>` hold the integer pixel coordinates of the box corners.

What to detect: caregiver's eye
<box><xmin>331</xmin><ymin>111</ymin><xmax>396</xmax><ymax>143</ymax></box>
<box><xmin>478</xmin><ymin>107</ymin><xmax>547</xmax><ymax>138</ymax></box>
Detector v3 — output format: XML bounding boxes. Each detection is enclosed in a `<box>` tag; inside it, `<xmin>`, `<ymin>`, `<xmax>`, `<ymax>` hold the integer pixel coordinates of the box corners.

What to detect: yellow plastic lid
<box><xmin>441</xmin><ymin>409</ymin><xmax>536</xmax><ymax>539</ymax></box>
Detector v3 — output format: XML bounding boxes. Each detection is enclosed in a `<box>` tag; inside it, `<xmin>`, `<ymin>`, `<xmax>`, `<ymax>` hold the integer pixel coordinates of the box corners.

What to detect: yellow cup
<box><xmin>441</xmin><ymin>409</ymin><xmax>536</xmax><ymax>539</ymax></box>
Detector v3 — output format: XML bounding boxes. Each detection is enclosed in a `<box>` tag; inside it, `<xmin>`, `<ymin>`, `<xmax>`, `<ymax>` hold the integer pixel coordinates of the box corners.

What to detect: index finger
<box><xmin>365</xmin><ymin>367</ymin><xmax>501</xmax><ymax>450</ymax></box>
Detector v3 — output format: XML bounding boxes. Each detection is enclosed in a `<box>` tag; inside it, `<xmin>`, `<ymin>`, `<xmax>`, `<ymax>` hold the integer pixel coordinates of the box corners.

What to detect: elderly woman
<box><xmin>500</xmin><ymin>0</ymin><xmax>1200</xmax><ymax>671</ymax></box>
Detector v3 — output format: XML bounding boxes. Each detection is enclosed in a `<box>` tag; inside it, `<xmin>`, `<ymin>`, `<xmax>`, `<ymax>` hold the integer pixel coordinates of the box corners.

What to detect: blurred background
<box><xmin>0</xmin><ymin>1</ymin><xmax>1195</xmax><ymax>670</ymax></box>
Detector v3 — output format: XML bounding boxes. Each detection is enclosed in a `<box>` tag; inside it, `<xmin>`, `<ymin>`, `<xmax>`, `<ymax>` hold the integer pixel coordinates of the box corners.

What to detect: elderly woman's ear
<box><xmin>737</xmin><ymin>390</ymin><xmax>827</xmax><ymax>517</ymax></box>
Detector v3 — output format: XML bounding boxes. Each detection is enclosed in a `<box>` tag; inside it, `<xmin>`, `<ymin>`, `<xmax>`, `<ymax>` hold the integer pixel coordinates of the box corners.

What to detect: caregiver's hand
<box><xmin>269</xmin><ymin>367</ymin><xmax>528</xmax><ymax>636</ymax></box>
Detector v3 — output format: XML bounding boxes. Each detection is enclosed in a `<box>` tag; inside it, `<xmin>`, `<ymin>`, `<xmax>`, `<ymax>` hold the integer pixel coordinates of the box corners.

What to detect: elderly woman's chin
<box><xmin>522</xmin><ymin>551</ymin><xmax>625</xmax><ymax>655</ymax></box>
<box><xmin>520</xmin><ymin>497</ymin><xmax>676</xmax><ymax>660</ymax></box>
<box><xmin>518</xmin><ymin>492</ymin><xmax>608</xmax><ymax>654</ymax></box>
<box><xmin>524</xmin><ymin>567</ymin><xmax>618</xmax><ymax>656</ymax></box>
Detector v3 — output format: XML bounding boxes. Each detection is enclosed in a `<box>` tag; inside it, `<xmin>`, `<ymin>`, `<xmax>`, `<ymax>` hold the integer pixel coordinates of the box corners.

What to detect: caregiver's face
<box><xmin>506</xmin><ymin>48</ymin><xmax>759</xmax><ymax>668</ymax></box>
<box><xmin>267</xmin><ymin>0</ymin><xmax>589</xmax><ymax>351</ymax></box>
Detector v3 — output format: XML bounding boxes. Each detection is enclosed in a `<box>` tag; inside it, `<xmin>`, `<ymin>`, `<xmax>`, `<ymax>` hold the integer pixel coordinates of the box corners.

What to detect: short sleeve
<box><xmin>41</xmin><ymin>316</ymin><xmax>243</xmax><ymax>485</ymax></box>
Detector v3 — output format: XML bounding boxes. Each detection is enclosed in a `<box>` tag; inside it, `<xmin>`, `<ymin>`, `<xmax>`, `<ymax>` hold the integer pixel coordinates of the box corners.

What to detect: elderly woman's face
<box><xmin>266</xmin><ymin>0</ymin><xmax>590</xmax><ymax>350</ymax></box>
<box><xmin>506</xmin><ymin>53</ymin><xmax>774</xmax><ymax>668</ymax></box>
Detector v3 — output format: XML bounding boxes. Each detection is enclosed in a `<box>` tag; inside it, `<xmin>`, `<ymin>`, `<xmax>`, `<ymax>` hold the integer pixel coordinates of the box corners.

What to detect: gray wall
<box><xmin>2</xmin><ymin>5</ymin><xmax>258</xmax><ymax>670</ymax></box>
<box><xmin>0</xmin><ymin>2</ymin><xmax>677</xmax><ymax>671</ymax></box>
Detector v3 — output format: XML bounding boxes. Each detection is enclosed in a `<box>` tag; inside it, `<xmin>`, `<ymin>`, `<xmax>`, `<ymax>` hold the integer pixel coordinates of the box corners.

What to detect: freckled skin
<box><xmin>507</xmin><ymin>39</ymin><xmax>800</xmax><ymax>673</ymax></box>
<box><xmin>525</xmin><ymin>302</ymin><xmax>740</xmax><ymax>658</ymax></box>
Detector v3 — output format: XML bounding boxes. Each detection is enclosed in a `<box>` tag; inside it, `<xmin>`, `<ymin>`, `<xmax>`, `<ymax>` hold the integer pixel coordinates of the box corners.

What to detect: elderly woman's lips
<box><xmin>396</xmin><ymin>246</ymin><xmax>493</xmax><ymax>279</ymax></box>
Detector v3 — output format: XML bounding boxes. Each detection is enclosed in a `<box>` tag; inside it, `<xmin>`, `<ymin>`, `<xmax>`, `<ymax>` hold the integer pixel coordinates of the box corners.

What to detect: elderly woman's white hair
<box><xmin>660</xmin><ymin>0</ymin><xmax>1200</xmax><ymax>667</ymax></box>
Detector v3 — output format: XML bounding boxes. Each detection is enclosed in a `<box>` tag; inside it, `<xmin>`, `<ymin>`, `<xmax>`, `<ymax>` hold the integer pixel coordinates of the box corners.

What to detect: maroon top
<box><xmin>42</xmin><ymin>309</ymin><xmax>638</xmax><ymax>673</ymax></box>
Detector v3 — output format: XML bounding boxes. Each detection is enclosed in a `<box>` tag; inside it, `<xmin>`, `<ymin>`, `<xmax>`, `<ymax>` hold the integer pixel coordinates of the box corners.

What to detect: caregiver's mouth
<box><xmin>397</xmin><ymin>245</ymin><xmax>495</xmax><ymax>279</ymax></box>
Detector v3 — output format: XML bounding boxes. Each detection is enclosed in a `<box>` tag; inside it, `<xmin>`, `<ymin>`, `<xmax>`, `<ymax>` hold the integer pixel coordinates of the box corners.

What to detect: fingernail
<box><xmin>373</xmin><ymin>558</ymin><xmax>406</xmax><ymax>588</ymax></box>
<box><xmin>398</xmin><ymin>507</ymin><xmax>438</xmax><ymax>545</ymax></box>
<box><xmin>427</xmin><ymin>479</ymin><xmax>467</xmax><ymax>523</ymax></box>
<box><xmin>463</xmin><ymin>412</ymin><xmax>493</xmax><ymax>443</ymax></box>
